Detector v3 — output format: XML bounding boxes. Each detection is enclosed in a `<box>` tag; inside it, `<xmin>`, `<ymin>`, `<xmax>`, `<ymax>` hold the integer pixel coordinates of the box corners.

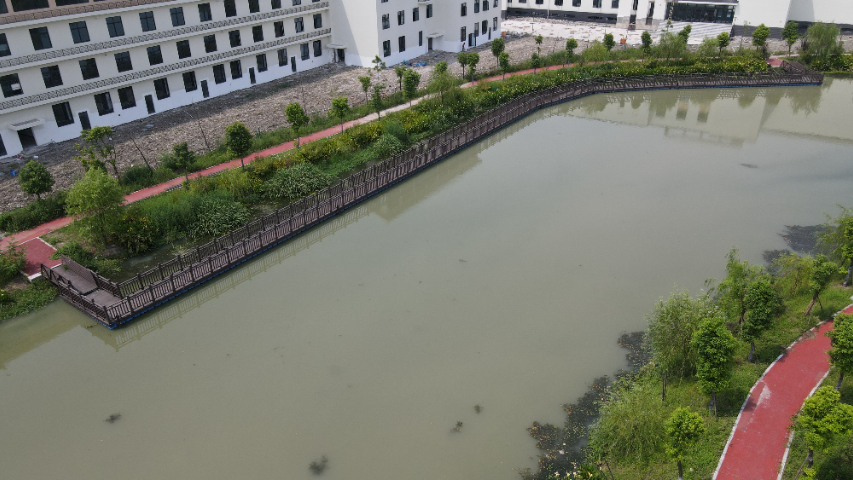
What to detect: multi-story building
<box><xmin>0</xmin><ymin>0</ymin><xmax>502</xmax><ymax>158</ymax></box>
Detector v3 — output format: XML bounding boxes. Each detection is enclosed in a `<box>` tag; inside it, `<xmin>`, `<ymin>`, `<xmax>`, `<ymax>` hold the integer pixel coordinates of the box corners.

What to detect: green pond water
<box><xmin>1</xmin><ymin>78</ymin><xmax>852</xmax><ymax>480</ymax></box>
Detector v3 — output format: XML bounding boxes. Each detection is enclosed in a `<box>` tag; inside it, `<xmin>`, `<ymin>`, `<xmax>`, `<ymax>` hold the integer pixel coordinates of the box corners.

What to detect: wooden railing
<box><xmin>42</xmin><ymin>67</ymin><xmax>824</xmax><ymax>328</ymax></box>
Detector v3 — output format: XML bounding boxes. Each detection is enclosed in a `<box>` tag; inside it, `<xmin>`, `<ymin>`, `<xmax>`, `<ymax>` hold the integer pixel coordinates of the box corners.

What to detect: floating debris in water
<box><xmin>105</xmin><ymin>413</ymin><xmax>121</xmax><ymax>423</ymax></box>
<box><xmin>452</xmin><ymin>421</ymin><xmax>463</xmax><ymax>432</ymax></box>
<box><xmin>474</xmin><ymin>404</ymin><xmax>482</xmax><ymax>414</ymax></box>
<box><xmin>309</xmin><ymin>456</ymin><xmax>328</xmax><ymax>475</ymax></box>
<box><xmin>740</xmin><ymin>163</ymin><xmax>758</xmax><ymax>168</ymax></box>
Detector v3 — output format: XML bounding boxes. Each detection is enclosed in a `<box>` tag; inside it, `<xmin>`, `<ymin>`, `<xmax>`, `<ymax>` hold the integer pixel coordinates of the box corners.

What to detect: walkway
<box><xmin>713</xmin><ymin>304</ymin><xmax>853</xmax><ymax>480</ymax></box>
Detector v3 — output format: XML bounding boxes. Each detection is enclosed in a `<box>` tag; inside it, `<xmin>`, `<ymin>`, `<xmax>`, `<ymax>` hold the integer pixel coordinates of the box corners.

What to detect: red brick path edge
<box><xmin>713</xmin><ymin>303</ymin><xmax>853</xmax><ymax>480</ymax></box>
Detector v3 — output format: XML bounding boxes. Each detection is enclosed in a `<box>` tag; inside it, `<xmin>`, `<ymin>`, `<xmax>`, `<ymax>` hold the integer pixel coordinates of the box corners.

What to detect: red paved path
<box><xmin>714</xmin><ymin>304</ymin><xmax>853</xmax><ymax>480</ymax></box>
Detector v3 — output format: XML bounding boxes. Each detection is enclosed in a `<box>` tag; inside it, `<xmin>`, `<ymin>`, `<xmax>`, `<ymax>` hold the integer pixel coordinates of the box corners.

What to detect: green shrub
<box><xmin>110</xmin><ymin>205</ymin><xmax>160</xmax><ymax>256</ymax></box>
<box><xmin>0</xmin><ymin>244</ymin><xmax>26</xmax><ymax>284</ymax></box>
<box><xmin>0</xmin><ymin>192</ymin><xmax>67</xmax><ymax>233</ymax></box>
<box><xmin>262</xmin><ymin>162</ymin><xmax>333</xmax><ymax>202</ymax></box>
<box><xmin>190</xmin><ymin>194</ymin><xmax>250</xmax><ymax>239</ymax></box>
<box><xmin>51</xmin><ymin>241</ymin><xmax>120</xmax><ymax>275</ymax></box>
<box><xmin>121</xmin><ymin>164</ymin><xmax>155</xmax><ymax>189</ymax></box>
<box><xmin>137</xmin><ymin>190</ymin><xmax>202</xmax><ymax>243</ymax></box>
<box><xmin>0</xmin><ymin>280</ymin><xmax>57</xmax><ymax>320</ymax></box>
<box><xmin>370</xmin><ymin>133</ymin><xmax>406</xmax><ymax>159</ymax></box>
<box><xmin>383</xmin><ymin>121</ymin><xmax>409</xmax><ymax>143</ymax></box>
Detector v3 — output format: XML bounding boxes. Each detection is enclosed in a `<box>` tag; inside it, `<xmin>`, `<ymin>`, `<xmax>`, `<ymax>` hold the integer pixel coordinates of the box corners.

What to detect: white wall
<box><xmin>735</xmin><ymin>0</ymin><xmax>793</xmax><ymax>29</ymax></box>
<box><xmin>788</xmin><ymin>0</ymin><xmax>853</xmax><ymax>25</ymax></box>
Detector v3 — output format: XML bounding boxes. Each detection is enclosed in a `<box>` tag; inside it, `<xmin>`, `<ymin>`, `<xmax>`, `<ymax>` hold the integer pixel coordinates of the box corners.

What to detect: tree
<box><xmin>531</xmin><ymin>52</ymin><xmax>541</xmax><ymax>74</ymax></box>
<box><xmin>499</xmin><ymin>51</ymin><xmax>510</xmax><ymax>79</ymax></box>
<box><xmin>717</xmin><ymin>31</ymin><xmax>731</xmax><ymax>58</ymax></box>
<box><xmin>802</xmin><ymin>22</ymin><xmax>843</xmax><ymax>64</ymax></box>
<box><xmin>827</xmin><ymin>313</ymin><xmax>853</xmax><ymax>390</ymax></box>
<box><xmin>752</xmin><ymin>24</ymin><xmax>771</xmax><ymax>57</ymax></box>
<box><xmin>284</xmin><ymin>103</ymin><xmax>309</xmax><ymax>148</ymax></box>
<box><xmin>171</xmin><ymin>142</ymin><xmax>195</xmax><ymax>181</ymax></box>
<box><xmin>659</xmin><ymin>31</ymin><xmax>687</xmax><ymax>64</ymax></box>
<box><xmin>819</xmin><ymin>205</ymin><xmax>853</xmax><ymax>287</ymax></box>
<box><xmin>805</xmin><ymin>254</ymin><xmax>839</xmax><ymax>315</ymax></box>
<box><xmin>428</xmin><ymin>62</ymin><xmax>454</xmax><ymax>104</ymax></box>
<box><xmin>665</xmin><ymin>407</ymin><xmax>706</xmax><ymax>480</ymax></box>
<box><xmin>18</xmin><ymin>160</ymin><xmax>54</xmax><ymax>200</ymax></box>
<box><xmin>534</xmin><ymin>34</ymin><xmax>543</xmax><ymax>54</ymax></box>
<box><xmin>457</xmin><ymin>51</ymin><xmax>469</xmax><ymax>79</ymax></box>
<box><xmin>696</xmin><ymin>37</ymin><xmax>719</xmax><ymax>60</ymax></box>
<box><xmin>402</xmin><ymin>69</ymin><xmax>421</xmax><ymax>106</ymax></box>
<box><xmin>224</xmin><ymin>121</ymin><xmax>253</xmax><ymax>168</ymax></box>
<box><xmin>796</xmin><ymin>385</ymin><xmax>853</xmax><ymax>469</ymax></box>
<box><xmin>371</xmin><ymin>84</ymin><xmax>385</xmax><ymax>117</ymax></box>
<box><xmin>782</xmin><ymin>21</ymin><xmax>800</xmax><ymax>56</ymax></box>
<box><xmin>466</xmin><ymin>52</ymin><xmax>479</xmax><ymax>81</ymax></box>
<box><xmin>329</xmin><ymin>96</ymin><xmax>350</xmax><ymax>134</ymax></box>
<box><xmin>490</xmin><ymin>37</ymin><xmax>505</xmax><ymax>64</ymax></box>
<box><xmin>677</xmin><ymin>24</ymin><xmax>692</xmax><ymax>44</ymax></box>
<box><xmin>74</xmin><ymin>126</ymin><xmax>121</xmax><ymax>182</ymax></box>
<box><xmin>641</xmin><ymin>31</ymin><xmax>652</xmax><ymax>60</ymax></box>
<box><xmin>371</xmin><ymin>55</ymin><xmax>386</xmax><ymax>72</ymax></box>
<box><xmin>603</xmin><ymin>33</ymin><xmax>616</xmax><ymax>52</ymax></box>
<box><xmin>566</xmin><ymin>38</ymin><xmax>578</xmax><ymax>66</ymax></box>
<box><xmin>742</xmin><ymin>276</ymin><xmax>782</xmax><ymax>362</ymax></box>
<box><xmin>358</xmin><ymin>75</ymin><xmax>371</xmax><ymax>103</ymax></box>
<box><xmin>65</xmin><ymin>168</ymin><xmax>124</xmax><ymax>247</ymax></box>
<box><xmin>717</xmin><ymin>248</ymin><xmax>761</xmax><ymax>325</ymax></box>
<box><xmin>394</xmin><ymin>64</ymin><xmax>406</xmax><ymax>91</ymax></box>
<box><xmin>692</xmin><ymin>316</ymin><xmax>737</xmax><ymax>419</ymax></box>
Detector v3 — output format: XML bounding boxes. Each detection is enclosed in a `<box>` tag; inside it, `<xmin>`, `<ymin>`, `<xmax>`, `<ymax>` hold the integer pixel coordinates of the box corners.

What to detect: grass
<box><xmin>0</xmin><ymin>279</ymin><xmax>58</xmax><ymax>321</ymax></box>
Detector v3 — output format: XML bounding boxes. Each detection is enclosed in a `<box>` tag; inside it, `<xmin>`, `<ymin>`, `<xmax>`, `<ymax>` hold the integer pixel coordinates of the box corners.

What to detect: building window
<box><xmin>461</xmin><ymin>3</ymin><xmax>467</xmax><ymax>16</ymax></box>
<box><xmin>300</xmin><ymin>42</ymin><xmax>309</xmax><ymax>60</ymax></box>
<box><xmin>0</xmin><ymin>0</ymin><xmax>7</xmax><ymax>13</ymax></box>
<box><xmin>278</xmin><ymin>48</ymin><xmax>288</xmax><ymax>66</ymax></box>
<box><xmin>313</xmin><ymin>40</ymin><xmax>321</xmax><ymax>57</ymax></box>
<box><xmin>0</xmin><ymin>134</ymin><xmax>5</xmax><ymax>157</ymax></box>
<box><xmin>257</xmin><ymin>54</ymin><xmax>268</xmax><ymax>72</ymax></box>
<box><xmin>113</xmin><ymin>51</ymin><xmax>132</xmax><ymax>72</ymax></box>
<box><xmin>252</xmin><ymin>25</ymin><xmax>264</xmax><ymax>42</ymax></box>
<box><xmin>271</xmin><ymin>0</ymin><xmax>281</xmax><ymax>9</ymax></box>
<box><xmin>426</xmin><ymin>4</ymin><xmax>432</xmax><ymax>18</ymax></box>
<box><xmin>94</xmin><ymin>92</ymin><xmax>113</xmax><ymax>116</ymax></box>
<box><xmin>313</xmin><ymin>13</ymin><xmax>322</xmax><ymax>29</ymax></box>
<box><xmin>118</xmin><ymin>86</ymin><xmax>135</xmax><ymax>109</ymax></box>
<box><xmin>229</xmin><ymin>30</ymin><xmax>241</xmax><ymax>48</ymax></box>
<box><xmin>460</xmin><ymin>26</ymin><xmax>466</xmax><ymax>42</ymax></box>
<box><xmin>474</xmin><ymin>22</ymin><xmax>479</xmax><ymax>36</ymax></box>
<box><xmin>381</xmin><ymin>14</ymin><xmax>389</xmax><ymax>30</ymax></box>
<box><xmin>198</xmin><ymin>3</ymin><xmax>212</xmax><ymax>21</ymax></box>
<box><xmin>249</xmin><ymin>0</ymin><xmax>259</xmax><ymax>13</ymax></box>
<box><xmin>382</xmin><ymin>40</ymin><xmax>390</xmax><ymax>57</ymax></box>
<box><xmin>0</xmin><ymin>34</ymin><xmax>10</xmax><ymax>57</ymax></box>
<box><xmin>139</xmin><ymin>11</ymin><xmax>156</xmax><ymax>32</ymax></box>
<box><xmin>154</xmin><ymin>78</ymin><xmax>170</xmax><ymax>99</ymax></box>
<box><xmin>612</xmin><ymin>0</ymin><xmax>619</xmax><ymax>6</ymax></box>
<box><xmin>1</xmin><ymin>74</ymin><xmax>23</xmax><ymax>97</ymax></box>
<box><xmin>292</xmin><ymin>0</ymin><xmax>300</xmax><ymax>4</ymax></box>
<box><xmin>12</xmin><ymin>0</ymin><xmax>49</xmax><ymax>12</ymax></box>
<box><xmin>69</xmin><ymin>21</ymin><xmax>89</xmax><ymax>43</ymax></box>
<box><xmin>105</xmin><ymin>16</ymin><xmax>124</xmax><ymax>37</ymax></box>
<box><xmin>494</xmin><ymin>0</ymin><xmax>498</xmax><ymax>6</ymax></box>
<box><xmin>397</xmin><ymin>10</ymin><xmax>404</xmax><ymax>25</ymax></box>
<box><xmin>29</xmin><ymin>27</ymin><xmax>52</xmax><ymax>50</ymax></box>
<box><xmin>413</xmin><ymin>7</ymin><xmax>419</xmax><ymax>22</ymax></box>
<box><xmin>474</xmin><ymin>1</ymin><xmax>479</xmax><ymax>13</ymax></box>
<box><xmin>204</xmin><ymin>34</ymin><xmax>217</xmax><ymax>52</ymax></box>
<box><xmin>183</xmin><ymin>71</ymin><xmax>197</xmax><ymax>91</ymax></box>
<box><xmin>169</xmin><ymin>7</ymin><xmax>185</xmax><ymax>27</ymax></box>
<box><xmin>52</xmin><ymin>102</ymin><xmax>74</xmax><ymax>127</ymax></box>
<box><xmin>295</xmin><ymin>17</ymin><xmax>304</xmax><ymax>33</ymax></box>
<box><xmin>555</xmin><ymin>0</ymin><xmax>563</xmax><ymax>4</ymax></box>
<box><xmin>482</xmin><ymin>20</ymin><xmax>488</xmax><ymax>34</ymax></box>
<box><xmin>484</xmin><ymin>0</ymin><xmax>489</xmax><ymax>11</ymax></box>
<box><xmin>79</xmin><ymin>58</ymin><xmax>99</xmax><ymax>80</ymax></box>
<box><xmin>147</xmin><ymin>45</ymin><xmax>163</xmax><ymax>65</ymax></box>
<box><xmin>419</xmin><ymin>30</ymin><xmax>423</xmax><ymax>46</ymax></box>
<box><xmin>573</xmin><ymin>0</ymin><xmax>581</xmax><ymax>6</ymax></box>
<box><xmin>224</xmin><ymin>0</ymin><xmax>236</xmax><ymax>17</ymax></box>
<box><xmin>213</xmin><ymin>64</ymin><xmax>226</xmax><ymax>83</ymax></box>
<box><xmin>493</xmin><ymin>17</ymin><xmax>498</xmax><ymax>30</ymax></box>
<box><xmin>177</xmin><ymin>40</ymin><xmax>191</xmax><ymax>59</ymax></box>
<box><xmin>593</xmin><ymin>0</ymin><xmax>601</xmax><ymax>7</ymax></box>
<box><xmin>274</xmin><ymin>21</ymin><xmax>284</xmax><ymax>37</ymax></box>
<box><xmin>398</xmin><ymin>36</ymin><xmax>405</xmax><ymax>52</ymax></box>
<box><xmin>230</xmin><ymin>60</ymin><xmax>242</xmax><ymax>79</ymax></box>
<box><xmin>41</xmin><ymin>65</ymin><xmax>62</xmax><ymax>88</ymax></box>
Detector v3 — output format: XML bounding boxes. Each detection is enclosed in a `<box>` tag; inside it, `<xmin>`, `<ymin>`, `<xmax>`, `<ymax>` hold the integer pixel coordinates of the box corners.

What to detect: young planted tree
<box><xmin>603</xmin><ymin>33</ymin><xmax>616</xmax><ymax>52</ymax></box>
<box><xmin>18</xmin><ymin>160</ymin><xmax>54</xmax><ymax>200</ymax></box>
<box><xmin>531</xmin><ymin>52</ymin><xmax>541</xmax><ymax>74</ymax></box>
<box><xmin>65</xmin><ymin>168</ymin><xmax>124</xmax><ymax>247</ymax></box>
<box><xmin>358</xmin><ymin>75</ymin><xmax>371</xmax><ymax>103</ymax></box>
<box><xmin>428</xmin><ymin>62</ymin><xmax>453</xmax><ymax>104</ymax></box>
<box><xmin>782</xmin><ymin>21</ymin><xmax>800</xmax><ymax>57</ymax></box>
<box><xmin>717</xmin><ymin>248</ymin><xmax>761</xmax><ymax>325</ymax></box>
<box><xmin>394</xmin><ymin>64</ymin><xmax>406</xmax><ymax>92</ymax></box>
<box><xmin>330</xmin><ymin>97</ymin><xmax>350</xmax><ymax>133</ymax></box>
<box><xmin>677</xmin><ymin>24</ymin><xmax>692</xmax><ymax>44</ymax></box>
<box><xmin>457</xmin><ymin>51</ymin><xmax>469</xmax><ymax>79</ymax></box>
<box><xmin>490</xmin><ymin>37</ymin><xmax>505</xmax><ymax>66</ymax></box>
<box><xmin>742</xmin><ymin>276</ymin><xmax>782</xmax><ymax>362</ymax></box>
<box><xmin>284</xmin><ymin>103</ymin><xmax>310</xmax><ymax>148</ymax></box>
<box><xmin>752</xmin><ymin>23</ymin><xmax>771</xmax><ymax>57</ymax></box>
<box><xmin>827</xmin><ymin>313</ymin><xmax>853</xmax><ymax>390</ymax></box>
<box><xmin>802</xmin><ymin>22</ymin><xmax>843</xmax><ymax>64</ymax></box>
<box><xmin>796</xmin><ymin>385</ymin><xmax>853</xmax><ymax>469</ymax></box>
<box><xmin>805</xmin><ymin>254</ymin><xmax>839</xmax><ymax>316</ymax></box>
<box><xmin>371</xmin><ymin>84</ymin><xmax>385</xmax><ymax>118</ymax></box>
<box><xmin>402</xmin><ymin>69</ymin><xmax>421</xmax><ymax>106</ymax></box>
<box><xmin>171</xmin><ymin>142</ymin><xmax>195</xmax><ymax>181</ymax></box>
<box><xmin>692</xmin><ymin>316</ymin><xmax>738</xmax><ymax>420</ymax></box>
<box><xmin>665</xmin><ymin>407</ymin><xmax>706</xmax><ymax>480</ymax></box>
<box><xmin>224</xmin><ymin>121</ymin><xmax>253</xmax><ymax>169</ymax></box>
<box><xmin>717</xmin><ymin>31</ymin><xmax>731</xmax><ymax>58</ymax></box>
<box><xmin>565</xmin><ymin>38</ymin><xmax>578</xmax><ymax>66</ymax></box>
<box><xmin>499</xmin><ymin>51</ymin><xmax>510</xmax><ymax>79</ymax></box>
<box><xmin>641</xmin><ymin>31</ymin><xmax>652</xmax><ymax>60</ymax></box>
<box><xmin>371</xmin><ymin>55</ymin><xmax>386</xmax><ymax>72</ymax></box>
<box><xmin>466</xmin><ymin>52</ymin><xmax>480</xmax><ymax>81</ymax></box>
<box><xmin>820</xmin><ymin>205</ymin><xmax>853</xmax><ymax>287</ymax></box>
<box><xmin>74</xmin><ymin>126</ymin><xmax>121</xmax><ymax>182</ymax></box>
<box><xmin>659</xmin><ymin>31</ymin><xmax>687</xmax><ymax>63</ymax></box>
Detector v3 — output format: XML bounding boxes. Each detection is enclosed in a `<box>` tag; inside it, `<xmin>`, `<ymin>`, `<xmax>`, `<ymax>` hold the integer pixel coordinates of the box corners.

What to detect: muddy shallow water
<box><xmin>1</xmin><ymin>79</ymin><xmax>852</xmax><ymax>480</ymax></box>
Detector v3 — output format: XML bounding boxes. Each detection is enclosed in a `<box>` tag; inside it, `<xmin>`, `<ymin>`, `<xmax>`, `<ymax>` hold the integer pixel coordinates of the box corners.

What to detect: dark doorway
<box><xmin>290</xmin><ymin>56</ymin><xmax>296</xmax><ymax>72</ymax></box>
<box><xmin>249</xmin><ymin>67</ymin><xmax>256</xmax><ymax>84</ymax></box>
<box><xmin>428</xmin><ymin>38</ymin><xmax>433</xmax><ymax>51</ymax></box>
<box><xmin>201</xmin><ymin>80</ymin><xmax>209</xmax><ymax>98</ymax></box>
<box><xmin>337</xmin><ymin>49</ymin><xmax>345</xmax><ymax>62</ymax></box>
<box><xmin>145</xmin><ymin>94</ymin><xmax>155</xmax><ymax>114</ymax></box>
<box><xmin>629</xmin><ymin>14</ymin><xmax>636</xmax><ymax>26</ymax></box>
<box><xmin>17</xmin><ymin>128</ymin><xmax>37</xmax><ymax>149</ymax></box>
<box><xmin>468</xmin><ymin>33</ymin><xmax>473</xmax><ymax>47</ymax></box>
<box><xmin>78</xmin><ymin>111</ymin><xmax>91</xmax><ymax>131</ymax></box>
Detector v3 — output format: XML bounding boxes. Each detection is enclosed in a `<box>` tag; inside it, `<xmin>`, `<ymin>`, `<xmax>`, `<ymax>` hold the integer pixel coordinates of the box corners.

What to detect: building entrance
<box><xmin>17</xmin><ymin>128</ymin><xmax>36</xmax><ymax>149</ymax></box>
<box><xmin>665</xmin><ymin>3</ymin><xmax>735</xmax><ymax>23</ymax></box>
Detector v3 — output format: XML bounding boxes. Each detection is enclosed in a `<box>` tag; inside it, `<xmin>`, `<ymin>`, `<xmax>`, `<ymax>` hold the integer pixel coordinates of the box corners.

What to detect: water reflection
<box><xmin>562</xmin><ymin>78</ymin><xmax>851</xmax><ymax>145</ymax></box>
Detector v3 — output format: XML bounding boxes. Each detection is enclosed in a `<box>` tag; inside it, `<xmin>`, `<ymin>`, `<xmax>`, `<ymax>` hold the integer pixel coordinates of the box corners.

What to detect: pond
<box><xmin>1</xmin><ymin>78</ymin><xmax>852</xmax><ymax>480</ymax></box>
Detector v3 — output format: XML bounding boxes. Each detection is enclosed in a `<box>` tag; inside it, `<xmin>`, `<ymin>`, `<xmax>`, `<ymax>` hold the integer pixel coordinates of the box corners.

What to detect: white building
<box><xmin>0</xmin><ymin>0</ymin><xmax>501</xmax><ymax>158</ymax></box>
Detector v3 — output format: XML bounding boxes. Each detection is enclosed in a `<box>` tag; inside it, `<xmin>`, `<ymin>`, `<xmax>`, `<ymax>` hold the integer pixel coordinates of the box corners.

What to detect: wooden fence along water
<box><xmin>42</xmin><ymin>63</ymin><xmax>824</xmax><ymax>328</ymax></box>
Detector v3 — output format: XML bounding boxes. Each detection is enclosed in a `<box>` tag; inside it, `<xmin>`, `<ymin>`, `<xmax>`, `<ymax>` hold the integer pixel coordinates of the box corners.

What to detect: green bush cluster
<box><xmin>0</xmin><ymin>193</ymin><xmax>67</xmax><ymax>233</ymax></box>
<box><xmin>262</xmin><ymin>162</ymin><xmax>333</xmax><ymax>202</ymax></box>
<box><xmin>0</xmin><ymin>280</ymin><xmax>58</xmax><ymax>321</ymax></box>
<box><xmin>0</xmin><ymin>244</ymin><xmax>26</xmax><ymax>284</ymax></box>
<box><xmin>51</xmin><ymin>241</ymin><xmax>120</xmax><ymax>275</ymax></box>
